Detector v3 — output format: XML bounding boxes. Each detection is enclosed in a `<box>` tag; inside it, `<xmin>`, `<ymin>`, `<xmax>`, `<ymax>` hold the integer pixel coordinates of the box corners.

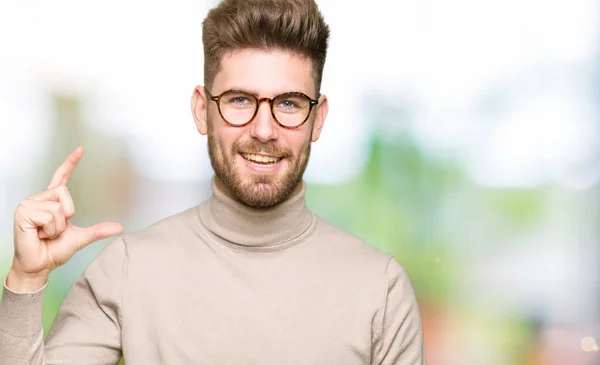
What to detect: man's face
<box><xmin>192</xmin><ymin>49</ymin><xmax>328</xmax><ymax>208</ymax></box>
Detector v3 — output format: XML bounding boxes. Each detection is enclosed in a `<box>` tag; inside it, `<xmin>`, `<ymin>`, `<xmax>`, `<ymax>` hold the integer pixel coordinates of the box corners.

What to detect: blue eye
<box><xmin>280</xmin><ymin>100</ymin><xmax>297</xmax><ymax>109</ymax></box>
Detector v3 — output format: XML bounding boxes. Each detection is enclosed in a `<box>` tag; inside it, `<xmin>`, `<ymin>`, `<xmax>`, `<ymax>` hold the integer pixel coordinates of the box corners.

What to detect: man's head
<box><xmin>191</xmin><ymin>0</ymin><xmax>330</xmax><ymax>209</ymax></box>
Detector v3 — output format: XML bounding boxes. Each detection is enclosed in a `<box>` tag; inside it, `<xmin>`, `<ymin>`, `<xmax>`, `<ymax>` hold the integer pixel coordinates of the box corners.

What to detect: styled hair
<box><xmin>202</xmin><ymin>0</ymin><xmax>330</xmax><ymax>94</ymax></box>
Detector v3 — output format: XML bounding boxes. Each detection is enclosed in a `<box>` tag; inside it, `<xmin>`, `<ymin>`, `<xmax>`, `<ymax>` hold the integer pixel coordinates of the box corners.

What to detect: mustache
<box><xmin>232</xmin><ymin>140</ymin><xmax>293</xmax><ymax>158</ymax></box>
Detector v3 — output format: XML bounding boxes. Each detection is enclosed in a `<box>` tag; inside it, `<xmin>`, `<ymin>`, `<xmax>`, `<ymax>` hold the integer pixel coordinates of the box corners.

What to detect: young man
<box><xmin>0</xmin><ymin>0</ymin><xmax>425</xmax><ymax>364</ymax></box>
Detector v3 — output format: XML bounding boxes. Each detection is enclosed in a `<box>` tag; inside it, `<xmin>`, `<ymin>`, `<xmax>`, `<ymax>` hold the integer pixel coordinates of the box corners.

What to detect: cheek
<box><xmin>207</xmin><ymin>107</ymin><xmax>222</xmax><ymax>132</ymax></box>
<box><xmin>211</xmin><ymin>126</ymin><xmax>245</xmax><ymax>155</ymax></box>
<box><xmin>287</xmin><ymin>133</ymin><xmax>312</xmax><ymax>156</ymax></box>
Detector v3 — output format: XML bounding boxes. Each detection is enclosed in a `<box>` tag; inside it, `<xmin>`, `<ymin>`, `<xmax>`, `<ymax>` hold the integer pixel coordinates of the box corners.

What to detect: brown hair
<box><xmin>202</xmin><ymin>0</ymin><xmax>330</xmax><ymax>94</ymax></box>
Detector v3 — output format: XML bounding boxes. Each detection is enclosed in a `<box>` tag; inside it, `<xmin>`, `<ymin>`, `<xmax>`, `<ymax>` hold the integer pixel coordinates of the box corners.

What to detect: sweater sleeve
<box><xmin>0</xmin><ymin>280</ymin><xmax>47</xmax><ymax>364</ymax></box>
<box><xmin>371</xmin><ymin>257</ymin><xmax>426</xmax><ymax>365</ymax></box>
<box><xmin>0</xmin><ymin>237</ymin><xmax>127</xmax><ymax>365</ymax></box>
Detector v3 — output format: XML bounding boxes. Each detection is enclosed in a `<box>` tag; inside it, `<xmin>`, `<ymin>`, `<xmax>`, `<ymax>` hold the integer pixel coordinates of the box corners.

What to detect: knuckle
<box><xmin>50</xmin><ymin>201</ymin><xmax>64</xmax><ymax>215</ymax></box>
<box><xmin>14</xmin><ymin>204</ymin><xmax>26</xmax><ymax>218</ymax></box>
<box><xmin>42</xmin><ymin>211</ymin><xmax>54</xmax><ymax>224</ymax></box>
<box><xmin>57</xmin><ymin>185</ymin><xmax>70</xmax><ymax>196</ymax></box>
<box><xmin>15</xmin><ymin>201</ymin><xmax>33</xmax><ymax>214</ymax></box>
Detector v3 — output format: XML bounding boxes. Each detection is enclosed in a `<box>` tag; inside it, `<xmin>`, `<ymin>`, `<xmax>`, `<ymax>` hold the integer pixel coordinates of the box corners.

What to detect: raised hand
<box><xmin>7</xmin><ymin>147</ymin><xmax>124</xmax><ymax>292</ymax></box>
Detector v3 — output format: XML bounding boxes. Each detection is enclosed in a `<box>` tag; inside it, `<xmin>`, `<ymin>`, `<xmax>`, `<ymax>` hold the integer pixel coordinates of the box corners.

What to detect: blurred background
<box><xmin>1</xmin><ymin>0</ymin><xmax>599</xmax><ymax>364</ymax></box>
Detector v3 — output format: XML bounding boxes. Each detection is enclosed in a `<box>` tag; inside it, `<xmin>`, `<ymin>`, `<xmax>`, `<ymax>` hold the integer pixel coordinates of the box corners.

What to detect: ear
<box><xmin>310</xmin><ymin>94</ymin><xmax>328</xmax><ymax>142</ymax></box>
<box><xmin>191</xmin><ymin>85</ymin><xmax>208</xmax><ymax>135</ymax></box>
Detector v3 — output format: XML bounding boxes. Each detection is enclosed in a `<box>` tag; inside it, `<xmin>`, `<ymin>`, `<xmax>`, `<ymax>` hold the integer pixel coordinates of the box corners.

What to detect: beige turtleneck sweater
<box><xmin>0</xmin><ymin>180</ymin><xmax>425</xmax><ymax>365</ymax></box>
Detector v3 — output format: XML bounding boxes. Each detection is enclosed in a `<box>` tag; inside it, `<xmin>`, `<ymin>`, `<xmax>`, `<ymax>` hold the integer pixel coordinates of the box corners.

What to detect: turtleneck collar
<box><xmin>198</xmin><ymin>177</ymin><xmax>314</xmax><ymax>250</ymax></box>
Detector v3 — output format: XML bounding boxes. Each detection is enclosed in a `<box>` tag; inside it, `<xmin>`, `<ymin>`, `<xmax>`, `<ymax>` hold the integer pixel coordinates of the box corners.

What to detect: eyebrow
<box><xmin>224</xmin><ymin>87</ymin><xmax>310</xmax><ymax>98</ymax></box>
<box><xmin>228</xmin><ymin>86</ymin><xmax>260</xmax><ymax>95</ymax></box>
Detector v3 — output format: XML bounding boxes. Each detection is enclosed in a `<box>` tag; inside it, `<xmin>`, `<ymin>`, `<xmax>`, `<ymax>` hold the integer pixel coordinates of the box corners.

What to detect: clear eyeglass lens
<box><xmin>219</xmin><ymin>91</ymin><xmax>257</xmax><ymax>126</ymax></box>
<box><xmin>273</xmin><ymin>94</ymin><xmax>310</xmax><ymax>127</ymax></box>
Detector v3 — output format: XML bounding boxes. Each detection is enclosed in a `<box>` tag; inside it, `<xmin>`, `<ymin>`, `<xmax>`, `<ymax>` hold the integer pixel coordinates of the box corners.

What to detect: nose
<box><xmin>248</xmin><ymin>100</ymin><xmax>278</xmax><ymax>142</ymax></box>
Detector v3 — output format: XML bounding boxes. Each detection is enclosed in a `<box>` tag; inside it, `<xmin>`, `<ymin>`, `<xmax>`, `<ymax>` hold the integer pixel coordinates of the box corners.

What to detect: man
<box><xmin>0</xmin><ymin>0</ymin><xmax>425</xmax><ymax>364</ymax></box>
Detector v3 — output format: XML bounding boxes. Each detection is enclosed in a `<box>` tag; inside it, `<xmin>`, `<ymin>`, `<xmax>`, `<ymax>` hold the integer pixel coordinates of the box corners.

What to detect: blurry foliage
<box><xmin>458</xmin><ymin>306</ymin><xmax>536</xmax><ymax>365</ymax></box>
<box><xmin>476</xmin><ymin>188</ymin><xmax>548</xmax><ymax>230</ymax></box>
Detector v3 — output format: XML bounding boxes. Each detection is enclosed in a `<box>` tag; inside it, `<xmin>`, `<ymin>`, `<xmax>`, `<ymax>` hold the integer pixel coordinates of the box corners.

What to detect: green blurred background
<box><xmin>1</xmin><ymin>1</ymin><xmax>599</xmax><ymax>364</ymax></box>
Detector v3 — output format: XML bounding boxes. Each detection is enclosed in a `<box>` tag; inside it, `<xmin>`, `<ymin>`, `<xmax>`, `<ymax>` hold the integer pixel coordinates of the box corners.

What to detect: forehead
<box><xmin>213</xmin><ymin>49</ymin><xmax>315</xmax><ymax>97</ymax></box>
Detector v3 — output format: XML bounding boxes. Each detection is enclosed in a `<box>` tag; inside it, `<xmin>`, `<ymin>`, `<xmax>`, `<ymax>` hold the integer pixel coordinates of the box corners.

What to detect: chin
<box><xmin>234</xmin><ymin>172</ymin><xmax>298</xmax><ymax>209</ymax></box>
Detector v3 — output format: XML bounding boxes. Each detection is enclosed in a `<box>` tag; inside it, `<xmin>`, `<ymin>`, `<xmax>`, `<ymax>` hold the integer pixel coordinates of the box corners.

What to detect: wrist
<box><xmin>6</xmin><ymin>267</ymin><xmax>48</xmax><ymax>293</ymax></box>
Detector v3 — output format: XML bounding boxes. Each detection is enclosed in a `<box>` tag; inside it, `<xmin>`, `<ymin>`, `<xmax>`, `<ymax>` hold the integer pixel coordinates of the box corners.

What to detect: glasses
<box><xmin>206</xmin><ymin>89</ymin><xmax>319</xmax><ymax>129</ymax></box>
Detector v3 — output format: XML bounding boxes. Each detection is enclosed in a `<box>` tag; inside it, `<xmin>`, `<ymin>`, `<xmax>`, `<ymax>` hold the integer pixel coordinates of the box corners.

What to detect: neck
<box><xmin>198</xmin><ymin>176</ymin><xmax>314</xmax><ymax>249</ymax></box>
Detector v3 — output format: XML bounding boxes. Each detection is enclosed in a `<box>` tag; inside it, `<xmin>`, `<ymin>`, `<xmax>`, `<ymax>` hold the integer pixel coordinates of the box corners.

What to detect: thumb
<box><xmin>74</xmin><ymin>222</ymin><xmax>125</xmax><ymax>249</ymax></box>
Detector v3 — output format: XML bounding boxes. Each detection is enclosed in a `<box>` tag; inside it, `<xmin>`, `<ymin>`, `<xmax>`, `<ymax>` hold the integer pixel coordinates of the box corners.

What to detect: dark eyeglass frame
<box><xmin>205</xmin><ymin>89</ymin><xmax>319</xmax><ymax>129</ymax></box>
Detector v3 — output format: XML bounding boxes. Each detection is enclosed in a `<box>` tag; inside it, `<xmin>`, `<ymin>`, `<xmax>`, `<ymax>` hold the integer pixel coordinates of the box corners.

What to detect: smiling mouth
<box><xmin>240</xmin><ymin>153</ymin><xmax>283</xmax><ymax>166</ymax></box>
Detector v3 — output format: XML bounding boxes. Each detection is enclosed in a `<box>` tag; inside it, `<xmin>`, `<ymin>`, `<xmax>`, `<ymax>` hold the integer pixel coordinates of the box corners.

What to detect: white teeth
<box><xmin>241</xmin><ymin>153</ymin><xmax>281</xmax><ymax>164</ymax></box>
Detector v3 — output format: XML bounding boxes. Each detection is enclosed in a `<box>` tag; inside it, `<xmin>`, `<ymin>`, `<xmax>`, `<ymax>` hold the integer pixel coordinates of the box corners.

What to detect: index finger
<box><xmin>47</xmin><ymin>147</ymin><xmax>84</xmax><ymax>189</ymax></box>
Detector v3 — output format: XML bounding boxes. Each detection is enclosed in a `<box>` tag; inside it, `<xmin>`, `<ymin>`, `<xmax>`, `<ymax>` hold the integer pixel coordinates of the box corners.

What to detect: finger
<box><xmin>73</xmin><ymin>222</ymin><xmax>124</xmax><ymax>249</ymax></box>
<box><xmin>27</xmin><ymin>186</ymin><xmax>75</xmax><ymax>218</ymax></box>
<box><xmin>39</xmin><ymin>203</ymin><xmax>66</xmax><ymax>240</ymax></box>
<box><xmin>19</xmin><ymin>200</ymin><xmax>66</xmax><ymax>239</ymax></box>
<box><xmin>23</xmin><ymin>210</ymin><xmax>56</xmax><ymax>238</ymax></box>
<box><xmin>47</xmin><ymin>147</ymin><xmax>84</xmax><ymax>190</ymax></box>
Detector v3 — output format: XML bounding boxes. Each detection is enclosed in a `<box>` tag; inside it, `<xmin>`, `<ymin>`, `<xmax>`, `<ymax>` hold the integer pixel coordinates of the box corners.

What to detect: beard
<box><xmin>207</xmin><ymin>124</ymin><xmax>311</xmax><ymax>209</ymax></box>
